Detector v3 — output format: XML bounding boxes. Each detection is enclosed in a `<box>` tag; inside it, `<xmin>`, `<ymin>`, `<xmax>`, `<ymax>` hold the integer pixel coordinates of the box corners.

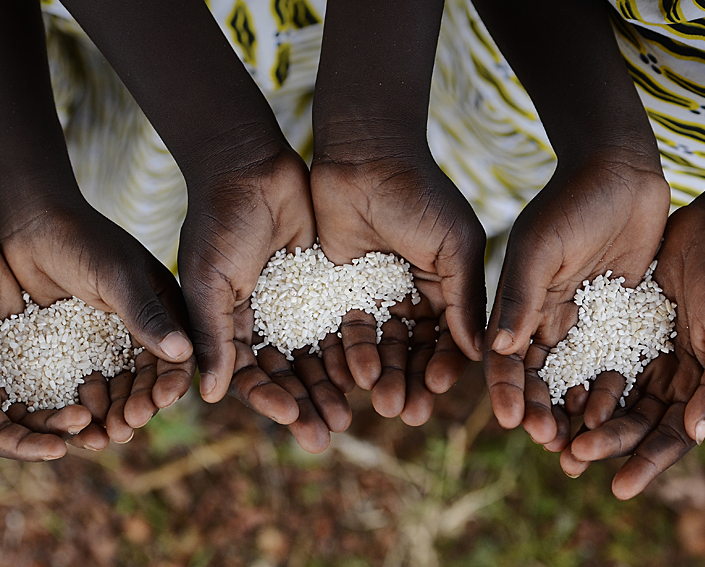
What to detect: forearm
<box><xmin>473</xmin><ymin>0</ymin><xmax>659</xmax><ymax>163</ymax></box>
<box><xmin>0</xmin><ymin>1</ymin><xmax>81</xmax><ymax>208</ymax></box>
<box><xmin>313</xmin><ymin>0</ymin><xmax>445</xmax><ymax>160</ymax></box>
<box><xmin>60</xmin><ymin>0</ymin><xmax>288</xmax><ymax>184</ymax></box>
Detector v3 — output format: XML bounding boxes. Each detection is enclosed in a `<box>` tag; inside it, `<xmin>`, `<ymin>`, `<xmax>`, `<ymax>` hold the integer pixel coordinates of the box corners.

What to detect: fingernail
<box><xmin>159</xmin><ymin>332</ymin><xmax>191</xmax><ymax>360</ymax></box>
<box><xmin>564</xmin><ymin>471</ymin><xmax>581</xmax><ymax>479</ymax></box>
<box><xmin>43</xmin><ymin>454</ymin><xmax>62</xmax><ymax>461</ymax></box>
<box><xmin>67</xmin><ymin>426</ymin><xmax>82</xmax><ymax>435</ymax></box>
<box><xmin>492</xmin><ymin>329</ymin><xmax>514</xmax><ymax>353</ymax></box>
<box><xmin>200</xmin><ymin>372</ymin><xmax>216</xmax><ymax>397</ymax></box>
<box><xmin>162</xmin><ymin>395</ymin><xmax>180</xmax><ymax>409</ymax></box>
<box><xmin>474</xmin><ymin>331</ymin><xmax>485</xmax><ymax>355</ymax></box>
<box><xmin>83</xmin><ymin>444</ymin><xmax>101</xmax><ymax>452</ymax></box>
<box><xmin>114</xmin><ymin>430</ymin><xmax>135</xmax><ymax>445</ymax></box>
<box><xmin>696</xmin><ymin>421</ymin><xmax>705</xmax><ymax>445</ymax></box>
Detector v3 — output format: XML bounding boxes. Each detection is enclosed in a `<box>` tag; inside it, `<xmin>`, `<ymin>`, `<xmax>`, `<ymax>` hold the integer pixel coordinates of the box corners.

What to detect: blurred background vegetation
<box><xmin>0</xmin><ymin>362</ymin><xmax>704</xmax><ymax>567</ymax></box>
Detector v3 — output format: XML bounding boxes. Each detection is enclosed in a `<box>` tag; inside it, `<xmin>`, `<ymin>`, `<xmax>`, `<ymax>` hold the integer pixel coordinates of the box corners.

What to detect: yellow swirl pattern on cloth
<box><xmin>608</xmin><ymin>0</ymin><xmax>705</xmax><ymax>207</ymax></box>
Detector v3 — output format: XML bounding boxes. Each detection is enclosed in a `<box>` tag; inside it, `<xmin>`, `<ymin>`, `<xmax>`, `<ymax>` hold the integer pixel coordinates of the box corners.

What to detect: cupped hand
<box><xmin>0</xmin><ymin>193</ymin><xmax>195</xmax><ymax>445</ymax></box>
<box><xmin>310</xmin><ymin>149</ymin><xmax>486</xmax><ymax>426</ymax></box>
<box><xmin>0</xmin><ymin>248</ymin><xmax>101</xmax><ymax>459</ymax></box>
<box><xmin>559</xmin><ymin>195</ymin><xmax>705</xmax><ymax>499</ymax></box>
<box><xmin>484</xmin><ymin>149</ymin><xmax>671</xmax><ymax>445</ymax></box>
<box><xmin>179</xmin><ymin>147</ymin><xmax>352</xmax><ymax>453</ymax></box>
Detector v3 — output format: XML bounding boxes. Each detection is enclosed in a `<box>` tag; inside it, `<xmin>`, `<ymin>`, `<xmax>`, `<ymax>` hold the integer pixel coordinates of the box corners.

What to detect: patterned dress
<box><xmin>39</xmin><ymin>0</ymin><xmax>705</xmax><ymax>274</ymax></box>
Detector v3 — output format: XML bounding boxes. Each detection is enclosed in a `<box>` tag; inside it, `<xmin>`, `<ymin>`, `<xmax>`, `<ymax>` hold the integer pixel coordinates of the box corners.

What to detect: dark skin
<box><xmin>475</xmin><ymin>0</ymin><xmax>671</xmax><ymax>444</ymax></box>
<box><xmin>311</xmin><ymin>0</ymin><xmax>487</xmax><ymax>424</ymax></box>
<box><xmin>559</xmin><ymin>195</ymin><xmax>705</xmax><ymax>500</ymax></box>
<box><xmin>60</xmin><ymin>0</ymin><xmax>351</xmax><ymax>452</ymax></box>
<box><xmin>0</xmin><ymin>0</ymin><xmax>196</xmax><ymax>454</ymax></box>
<box><xmin>0</xmin><ymin>252</ymin><xmax>96</xmax><ymax>460</ymax></box>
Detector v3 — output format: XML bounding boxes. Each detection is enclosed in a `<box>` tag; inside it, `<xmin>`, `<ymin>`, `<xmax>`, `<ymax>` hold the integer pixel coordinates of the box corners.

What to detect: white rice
<box><xmin>250</xmin><ymin>244</ymin><xmax>421</xmax><ymax>360</ymax></box>
<box><xmin>538</xmin><ymin>261</ymin><xmax>676</xmax><ymax>406</ymax></box>
<box><xmin>0</xmin><ymin>293</ymin><xmax>142</xmax><ymax>412</ymax></box>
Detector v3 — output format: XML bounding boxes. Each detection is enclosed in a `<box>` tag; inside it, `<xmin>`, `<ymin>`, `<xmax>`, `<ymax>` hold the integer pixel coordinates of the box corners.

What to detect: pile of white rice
<box><xmin>251</xmin><ymin>245</ymin><xmax>420</xmax><ymax>360</ymax></box>
<box><xmin>0</xmin><ymin>293</ymin><xmax>142</xmax><ymax>412</ymax></box>
<box><xmin>539</xmin><ymin>262</ymin><xmax>676</xmax><ymax>406</ymax></box>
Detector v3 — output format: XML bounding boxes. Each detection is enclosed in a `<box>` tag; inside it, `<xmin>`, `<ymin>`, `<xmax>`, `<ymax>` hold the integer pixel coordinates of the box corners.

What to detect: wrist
<box><xmin>179</xmin><ymin>123</ymin><xmax>294</xmax><ymax>191</ymax></box>
<box><xmin>555</xmin><ymin>125</ymin><xmax>664</xmax><ymax>179</ymax></box>
<box><xmin>551</xmin><ymin>110</ymin><xmax>662</xmax><ymax>166</ymax></box>
<box><xmin>0</xmin><ymin>168</ymin><xmax>87</xmax><ymax>233</ymax></box>
<box><xmin>184</xmin><ymin>145</ymin><xmax>309</xmax><ymax>214</ymax></box>
<box><xmin>312</xmin><ymin>116</ymin><xmax>430</xmax><ymax>168</ymax></box>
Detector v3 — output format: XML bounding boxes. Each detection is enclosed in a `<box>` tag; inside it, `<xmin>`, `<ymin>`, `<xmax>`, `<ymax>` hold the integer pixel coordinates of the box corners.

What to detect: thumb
<box><xmin>438</xmin><ymin>223</ymin><xmax>487</xmax><ymax>361</ymax></box>
<box><xmin>0</xmin><ymin>252</ymin><xmax>24</xmax><ymax>319</ymax></box>
<box><xmin>684</xmin><ymin>368</ymin><xmax>705</xmax><ymax>445</ymax></box>
<box><xmin>491</xmin><ymin>231</ymin><xmax>559</xmax><ymax>355</ymax></box>
<box><xmin>107</xmin><ymin>267</ymin><xmax>193</xmax><ymax>364</ymax></box>
<box><xmin>180</xmin><ymin>267</ymin><xmax>238</xmax><ymax>404</ymax></box>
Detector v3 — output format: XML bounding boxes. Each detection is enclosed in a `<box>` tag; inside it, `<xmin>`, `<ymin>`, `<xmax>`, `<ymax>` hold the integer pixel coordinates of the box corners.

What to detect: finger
<box><xmin>612</xmin><ymin>402</ymin><xmax>694</xmax><ymax>500</ymax></box>
<box><xmin>257</xmin><ymin>347</ymin><xmax>330</xmax><ymax>453</ymax></box>
<box><xmin>490</xmin><ymin>232</ymin><xmax>561</xmax><ymax>355</ymax></box>
<box><xmin>7</xmin><ymin>396</ymin><xmax>107</xmax><ymax>452</ymax></box>
<box><xmin>543</xmin><ymin>406</ymin><xmax>572</xmax><ymax>452</ymax></box>
<box><xmin>583</xmin><ymin>371</ymin><xmax>626</xmax><ymax>429</ymax></box>
<box><xmin>152</xmin><ymin>354</ymin><xmax>196</xmax><ymax>409</ymax></box>
<box><xmin>182</xmin><ymin>274</ymin><xmax>237</xmax><ymax>404</ymax></box>
<box><xmin>108</xmin><ymin>262</ymin><xmax>193</xmax><ymax>364</ymax></box>
<box><xmin>293</xmin><ymin>349</ymin><xmax>352</xmax><ymax>433</ymax></box>
<box><xmin>425</xmin><ymin>313</ymin><xmax>468</xmax><ymax>395</ymax></box>
<box><xmin>400</xmin><ymin>321</ymin><xmax>436</xmax><ymax>426</ymax></box>
<box><xmin>435</xmin><ymin>219</ymin><xmax>487</xmax><ymax>361</ymax></box>
<box><xmin>229</xmin><ymin>340</ymin><xmax>299</xmax><ymax>425</ymax></box>
<box><xmin>370</xmin><ymin>316</ymin><xmax>408</xmax><ymax>418</ymax></box>
<box><xmin>73</xmin><ymin>373</ymin><xmax>111</xmax><ymax>448</ymax></box>
<box><xmin>560</xmin><ymin>447</ymin><xmax>592</xmax><ymax>479</ymax></box>
<box><xmin>484</xmin><ymin>309</ymin><xmax>528</xmax><ymax>430</ymax></box>
<box><xmin>521</xmin><ymin>374</ymin><xmax>557</xmax><ymax>444</ymax></box>
<box><xmin>105</xmin><ymin>371</ymin><xmax>135</xmax><ymax>443</ymax></box>
<box><xmin>124</xmin><ymin>353</ymin><xmax>159</xmax><ymax>429</ymax></box>
<box><xmin>521</xmin><ymin>337</ymin><xmax>558</xmax><ymax>443</ymax></box>
<box><xmin>319</xmin><ymin>333</ymin><xmax>355</xmax><ymax>394</ymax></box>
<box><xmin>77</xmin><ymin>371</ymin><xmax>111</xmax><ymax>425</ymax></box>
<box><xmin>570</xmin><ymin>393</ymin><xmax>669</xmax><ymax>462</ymax></box>
<box><xmin>484</xmin><ymin>278</ymin><xmax>531</xmax><ymax>430</ymax></box>
<box><xmin>684</xmin><ymin>369</ymin><xmax>705</xmax><ymax>444</ymax></box>
<box><xmin>67</xmin><ymin>423</ymin><xmax>110</xmax><ymax>452</ymax></box>
<box><xmin>341</xmin><ymin>309</ymin><xmax>382</xmax><ymax>390</ymax></box>
<box><xmin>0</xmin><ymin>253</ymin><xmax>24</xmax><ymax>319</ymax></box>
<box><xmin>14</xmin><ymin>405</ymin><xmax>91</xmax><ymax>438</ymax></box>
<box><xmin>564</xmin><ymin>383</ymin><xmax>590</xmax><ymax>418</ymax></box>
<box><xmin>143</xmin><ymin>276</ymin><xmax>197</xmax><ymax>409</ymax></box>
<box><xmin>0</xmin><ymin>415</ymin><xmax>66</xmax><ymax>461</ymax></box>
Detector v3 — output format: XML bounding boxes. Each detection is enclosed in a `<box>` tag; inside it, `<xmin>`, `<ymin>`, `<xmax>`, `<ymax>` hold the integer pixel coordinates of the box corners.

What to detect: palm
<box><xmin>0</xmin><ymin>200</ymin><xmax>195</xmax><ymax>445</ymax></box>
<box><xmin>179</xmin><ymin>149</ymin><xmax>352</xmax><ymax>453</ymax></box>
<box><xmin>560</xmin><ymin>198</ymin><xmax>705</xmax><ymax>499</ymax></box>
<box><xmin>485</xmin><ymin>153</ymin><xmax>671</xmax><ymax>445</ymax></box>
<box><xmin>310</xmin><ymin>156</ymin><xmax>486</xmax><ymax>424</ymax></box>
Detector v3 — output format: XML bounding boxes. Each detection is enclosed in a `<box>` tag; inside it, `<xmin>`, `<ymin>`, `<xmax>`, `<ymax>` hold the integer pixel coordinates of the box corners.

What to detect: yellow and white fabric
<box><xmin>609</xmin><ymin>0</ymin><xmax>705</xmax><ymax>206</ymax></box>
<box><xmin>38</xmin><ymin>0</ymin><xmax>705</xmax><ymax>274</ymax></box>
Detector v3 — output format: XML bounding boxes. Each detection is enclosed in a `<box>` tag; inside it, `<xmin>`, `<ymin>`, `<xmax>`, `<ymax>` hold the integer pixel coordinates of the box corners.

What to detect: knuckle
<box><xmin>132</xmin><ymin>298</ymin><xmax>171</xmax><ymax>336</ymax></box>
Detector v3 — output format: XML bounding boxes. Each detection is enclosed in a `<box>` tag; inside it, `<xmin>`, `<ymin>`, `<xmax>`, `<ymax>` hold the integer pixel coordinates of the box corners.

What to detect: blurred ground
<box><xmin>0</xmin><ymin>363</ymin><xmax>703</xmax><ymax>567</ymax></box>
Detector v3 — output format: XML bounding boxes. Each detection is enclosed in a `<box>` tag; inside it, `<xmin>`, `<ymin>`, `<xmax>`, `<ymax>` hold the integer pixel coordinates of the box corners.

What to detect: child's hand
<box><xmin>0</xmin><ymin>250</ymin><xmax>113</xmax><ymax>457</ymax></box>
<box><xmin>559</xmin><ymin>196</ymin><xmax>705</xmax><ymax>499</ymax></box>
<box><xmin>0</xmin><ymin>254</ymin><xmax>91</xmax><ymax>460</ymax></box>
<box><xmin>484</xmin><ymin>150</ymin><xmax>671</xmax><ymax>444</ymax></box>
<box><xmin>310</xmin><ymin>152</ymin><xmax>486</xmax><ymax>425</ymax></box>
<box><xmin>179</xmin><ymin>148</ymin><xmax>352</xmax><ymax>453</ymax></box>
<box><xmin>0</xmin><ymin>196</ymin><xmax>195</xmax><ymax>445</ymax></box>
